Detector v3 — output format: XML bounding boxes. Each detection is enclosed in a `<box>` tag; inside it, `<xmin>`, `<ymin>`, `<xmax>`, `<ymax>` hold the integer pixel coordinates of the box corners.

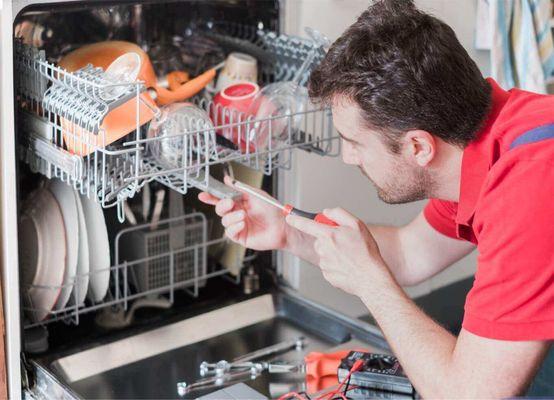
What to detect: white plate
<box><xmin>19</xmin><ymin>188</ymin><xmax>66</xmax><ymax>322</ymax></box>
<box><xmin>49</xmin><ymin>180</ymin><xmax>79</xmax><ymax>311</ymax></box>
<box><xmin>79</xmin><ymin>194</ymin><xmax>110</xmax><ymax>302</ymax></box>
<box><xmin>68</xmin><ymin>188</ymin><xmax>89</xmax><ymax>306</ymax></box>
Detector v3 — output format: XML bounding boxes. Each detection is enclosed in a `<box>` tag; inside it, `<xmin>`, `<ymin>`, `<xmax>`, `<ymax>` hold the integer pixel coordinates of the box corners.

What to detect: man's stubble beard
<box><xmin>358</xmin><ymin>165</ymin><xmax>434</xmax><ymax>205</ymax></box>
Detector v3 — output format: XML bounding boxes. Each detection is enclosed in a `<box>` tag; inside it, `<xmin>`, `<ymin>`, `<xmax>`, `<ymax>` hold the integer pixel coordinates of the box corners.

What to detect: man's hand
<box><xmin>286</xmin><ymin>207</ymin><xmax>392</xmax><ymax>296</ymax></box>
<box><xmin>198</xmin><ymin>176</ymin><xmax>289</xmax><ymax>251</ymax></box>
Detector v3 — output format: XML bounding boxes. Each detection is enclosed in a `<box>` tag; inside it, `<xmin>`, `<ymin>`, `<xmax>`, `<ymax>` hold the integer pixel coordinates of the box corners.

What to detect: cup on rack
<box><xmin>211</xmin><ymin>81</ymin><xmax>261</xmax><ymax>153</ymax></box>
<box><xmin>148</xmin><ymin>102</ymin><xmax>218</xmax><ymax>170</ymax></box>
<box><xmin>245</xmin><ymin>82</ymin><xmax>309</xmax><ymax>152</ymax></box>
<box><xmin>214</xmin><ymin>52</ymin><xmax>258</xmax><ymax>92</ymax></box>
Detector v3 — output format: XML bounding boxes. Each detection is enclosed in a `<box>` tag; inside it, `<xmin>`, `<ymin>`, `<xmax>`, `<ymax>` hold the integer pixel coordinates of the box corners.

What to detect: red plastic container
<box><xmin>211</xmin><ymin>82</ymin><xmax>260</xmax><ymax>153</ymax></box>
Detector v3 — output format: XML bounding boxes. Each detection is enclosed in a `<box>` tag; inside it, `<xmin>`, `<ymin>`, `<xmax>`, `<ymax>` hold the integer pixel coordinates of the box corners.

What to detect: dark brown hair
<box><xmin>309</xmin><ymin>0</ymin><xmax>491</xmax><ymax>152</ymax></box>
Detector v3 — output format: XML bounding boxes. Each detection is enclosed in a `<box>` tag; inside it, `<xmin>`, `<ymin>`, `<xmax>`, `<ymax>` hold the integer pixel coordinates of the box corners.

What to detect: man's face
<box><xmin>332</xmin><ymin>97</ymin><xmax>434</xmax><ymax>204</ymax></box>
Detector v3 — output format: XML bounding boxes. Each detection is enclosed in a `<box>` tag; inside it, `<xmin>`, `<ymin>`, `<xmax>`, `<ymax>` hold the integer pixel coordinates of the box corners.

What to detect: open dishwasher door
<box><xmin>29</xmin><ymin>289</ymin><xmax>389</xmax><ymax>399</ymax></box>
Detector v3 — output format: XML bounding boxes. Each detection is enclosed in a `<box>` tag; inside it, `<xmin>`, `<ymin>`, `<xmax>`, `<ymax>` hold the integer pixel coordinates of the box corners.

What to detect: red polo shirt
<box><xmin>424</xmin><ymin>78</ymin><xmax>554</xmax><ymax>341</ymax></box>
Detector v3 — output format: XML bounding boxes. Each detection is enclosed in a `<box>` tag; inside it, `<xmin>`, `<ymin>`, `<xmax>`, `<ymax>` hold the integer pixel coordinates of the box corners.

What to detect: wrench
<box><xmin>177</xmin><ymin>364</ymin><xmax>263</xmax><ymax>396</ymax></box>
<box><xmin>199</xmin><ymin>336</ymin><xmax>306</xmax><ymax>377</ymax></box>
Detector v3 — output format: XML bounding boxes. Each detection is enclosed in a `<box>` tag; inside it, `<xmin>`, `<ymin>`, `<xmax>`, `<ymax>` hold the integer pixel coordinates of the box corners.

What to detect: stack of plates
<box><xmin>19</xmin><ymin>181</ymin><xmax>111</xmax><ymax>323</ymax></box>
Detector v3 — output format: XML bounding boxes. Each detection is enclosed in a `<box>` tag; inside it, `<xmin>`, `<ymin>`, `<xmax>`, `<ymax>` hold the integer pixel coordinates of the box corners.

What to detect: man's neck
<box><xmin>430</xmin><ymin>142</ymin><xmax>464</xmax><ymax>202</ymax></box>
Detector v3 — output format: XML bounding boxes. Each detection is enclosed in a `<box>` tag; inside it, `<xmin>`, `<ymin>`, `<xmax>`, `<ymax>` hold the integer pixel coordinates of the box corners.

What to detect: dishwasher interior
<box><xmin>13</xmin><ymin>1</ymin><xmax>389</xmax><ymax>398</ymax></box>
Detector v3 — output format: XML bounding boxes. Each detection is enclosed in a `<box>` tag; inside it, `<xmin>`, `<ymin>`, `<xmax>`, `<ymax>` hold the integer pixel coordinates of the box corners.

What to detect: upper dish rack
<box><xmin>15</xmin><ymin>27</ymin><xmax>339</xmax><ymax>220</ymax></box>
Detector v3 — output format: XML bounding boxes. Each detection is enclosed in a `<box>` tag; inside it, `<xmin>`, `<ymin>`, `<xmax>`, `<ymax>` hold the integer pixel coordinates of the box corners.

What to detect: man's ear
<box><xmin>404</xmin><ymin>130</ymin><xmax>436</xmax><ymax>167</ymax></box>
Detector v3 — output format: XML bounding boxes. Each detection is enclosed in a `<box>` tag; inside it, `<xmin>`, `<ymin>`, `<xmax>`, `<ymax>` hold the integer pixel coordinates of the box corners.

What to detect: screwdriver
<box><xmin>232</xmin><ymin>180</ymin><xmax>338</xmax><ymax>227</ymax></box>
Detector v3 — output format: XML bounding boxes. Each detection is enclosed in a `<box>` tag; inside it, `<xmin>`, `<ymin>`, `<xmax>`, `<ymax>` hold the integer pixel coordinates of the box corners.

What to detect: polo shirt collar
<box><xmin>455</xmin><ymin>78</ymin><xmax>511</xmax><ymax>226</ymax></box>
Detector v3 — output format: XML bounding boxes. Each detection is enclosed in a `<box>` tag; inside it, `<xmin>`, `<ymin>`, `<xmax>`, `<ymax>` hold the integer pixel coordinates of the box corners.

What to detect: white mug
<box><xmin>215</xmin><ymin>52</ymin><xmax>258</xmax><ymax>92</ymax></box>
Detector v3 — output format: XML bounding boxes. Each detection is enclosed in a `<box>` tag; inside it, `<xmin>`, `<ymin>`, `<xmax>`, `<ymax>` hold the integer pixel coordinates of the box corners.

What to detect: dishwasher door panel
<box><xmin>29</xmin><ymin>290</ymin><xmax>388</xmax><ymax>399</ymax></box>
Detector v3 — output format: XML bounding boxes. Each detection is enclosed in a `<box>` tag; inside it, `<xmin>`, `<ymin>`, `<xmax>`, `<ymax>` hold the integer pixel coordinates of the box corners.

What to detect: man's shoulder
<box><xmin>494</xmin><ymin>89</ymin><xmax>554</xmax><ymax>147</ymax></box>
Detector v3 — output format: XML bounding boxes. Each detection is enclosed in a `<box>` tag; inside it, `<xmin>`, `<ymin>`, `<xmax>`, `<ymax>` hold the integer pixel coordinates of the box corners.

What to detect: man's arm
<box><xmin>369</xmin><ymin>212</ymin><xmax>475</xmax><ymax>286</ymax></box>
<box><xmin>285</xmin><ymin>211</ymin><xmax>475</xmax><ymax>286</ymax></box>
<box><xmin>287</xmin><ymin>209</ymin><xmax>550</xmax><ymax>398</ymax></box>
<box><xmin>360</xmin><ymin>273</ymin><xmax>550</xmax><ymax>398</ymax></box>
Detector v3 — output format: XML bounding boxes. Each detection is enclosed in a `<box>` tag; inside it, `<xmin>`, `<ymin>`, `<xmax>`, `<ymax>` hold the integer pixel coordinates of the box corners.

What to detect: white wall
<box><xmin>281</xmin><ymin>0</ymin><xmax>489</xmax><ymax>317</ymax></box>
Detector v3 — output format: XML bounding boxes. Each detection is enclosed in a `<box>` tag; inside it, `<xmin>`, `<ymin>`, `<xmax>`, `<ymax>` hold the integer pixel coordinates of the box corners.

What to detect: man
<box><xmin>199</xmin><ymin>0</ymin><xmax>554</xmax><ymax>397</ymax></box>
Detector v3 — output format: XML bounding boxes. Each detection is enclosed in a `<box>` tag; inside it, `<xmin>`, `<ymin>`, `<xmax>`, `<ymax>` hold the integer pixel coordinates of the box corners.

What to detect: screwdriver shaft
<box><xmin>232</xmin><ymin>180</ymin><xmax>286</xmax><ymax>211</ymax></box>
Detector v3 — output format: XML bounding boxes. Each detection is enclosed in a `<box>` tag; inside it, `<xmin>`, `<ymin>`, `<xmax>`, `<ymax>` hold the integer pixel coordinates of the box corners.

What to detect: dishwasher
<box><xmin>1</xmin><ymin>1</ymin><xmax>391</xmax><ymax>398</ymax></box>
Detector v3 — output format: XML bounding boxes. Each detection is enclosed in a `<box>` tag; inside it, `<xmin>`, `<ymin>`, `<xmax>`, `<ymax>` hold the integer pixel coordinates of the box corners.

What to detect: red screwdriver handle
<box><xmin>314</xmin><ymin>213</ymin><xmax>339</xmax><ymax>227</ymax></box>
<box><xmin>283</xmin><ymin>204</ymin><xmax>339</xmax><ymax>227</ymax></box>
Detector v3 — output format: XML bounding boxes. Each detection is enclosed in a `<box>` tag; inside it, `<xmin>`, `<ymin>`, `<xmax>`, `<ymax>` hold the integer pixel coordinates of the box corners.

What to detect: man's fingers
<box><xmin>323</xmin><ymin>207</ymin><xmax>358</xmax><ymax>228</ymax></box>
<box><xmin>198</xmin><ymin>192</ymin><xmax>219</xmax><ymax>205</ymax></box>
<box><xmin>286</xmin><ymin>214</ymin><xmax>331</xmax><ymax>237</ymax></box>
<box><xmin>221</xmin><ymin>210</ymin><xmax>245</xmax><ymax>228</ymax></box>
<box><xmin>215</xmin><ymin>198</ymin><xmax>235</xmax><ymax>217</ymax></box>
<box><xmin>225</xmin><ymin>221</ymin><xmax>245</xmax><ymax>240</ymax></box>
<box><xmin>223</xmin><ymin>175</ymin><xmax>235</xmax><ymax>187</ymax></box>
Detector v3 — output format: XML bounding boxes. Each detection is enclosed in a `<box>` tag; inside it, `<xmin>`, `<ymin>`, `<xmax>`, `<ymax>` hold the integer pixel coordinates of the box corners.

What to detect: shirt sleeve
<box><xmin>462</xmin><ymin>158</ymin><xmax>554</xmax><ymax>341</ymax></box>
<box><xmin>423</xmin><ymin>198</ymin><xmax>460</xmax><ymax>239</ymax></box>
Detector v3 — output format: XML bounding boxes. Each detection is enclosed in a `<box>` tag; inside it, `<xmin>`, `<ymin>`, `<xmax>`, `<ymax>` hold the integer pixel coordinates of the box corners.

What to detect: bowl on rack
<box><xmin>57</xmin><ymin>50</ymin><xmax>158</xmax><ymax>156</ymax></box>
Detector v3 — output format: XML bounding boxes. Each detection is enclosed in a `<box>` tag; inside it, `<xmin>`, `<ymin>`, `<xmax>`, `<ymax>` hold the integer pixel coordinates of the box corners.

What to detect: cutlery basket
<box><xmin>117</xmin><ymin>213</ymin><xmax>208</xmax><ymax>294</ymax></box>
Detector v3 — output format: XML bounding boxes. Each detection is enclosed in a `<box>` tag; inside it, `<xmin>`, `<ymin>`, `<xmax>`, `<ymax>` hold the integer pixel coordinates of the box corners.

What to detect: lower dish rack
<box><xmin>22</xmin><ymin>212</ymin><xmax>242</xmax><ymax>329</ymax></box>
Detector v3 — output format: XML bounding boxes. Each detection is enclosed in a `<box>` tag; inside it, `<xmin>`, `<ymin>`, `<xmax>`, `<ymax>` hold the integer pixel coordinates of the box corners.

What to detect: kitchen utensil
<box><xmin>68</xmin><ymin>188</ymin><xmax>89</xmax><ymax>306</ymax></box>
<box><xmin>100</xmin><ymin>51</ymin><xmax>141</xmax><ymax>100</ymax></box>
<box><xmin>48</xmin><ymin>180</ymin><xmax>79</xmax><ymax>311</ymax></box>
<box><xmin>149</xmin><ymin>189</ymin><xmax>166</xmax><ymax>231</ymax></box>
<box><xmin>58</xmin><ymin>40</ymin><xmax>217</xmax><ymax>106</ymax></box>
<box><xmin>215</xmin><ymin>52</ymin><xmax>258</xmax><ymax>92</ymax></box>
<box><xmin>79</xmin><ymin>194</ymin><xmax>110</xmax><ymax>302</ymax></box>
<box><xmin>168</xmin><ymin>190</ymin><xmax>185</xmax><ymax>250</ymax></box>
<box><xmin>123</xmin><ymin>201</ymin><xmax>138</xmax><ymax>226</ymax></box>
<box><xmin>19</xmin><ymin>188</ymin><xmax>66</xmax><ymax>322</ymax></box>
<box><xmin>142</xmin><ymin>182</ymin><xmax>151</xmax><ymax>223</ymax></box>
<box><xmin>212</xmin><ymin>82</ymin><xmax>260</xmax><ymax>153</ymax></box>
<box><xmin>232</xmin><ymin>180</ymin><xmax>338</xmax><ymax>226</ymax></box>
<box><xmin>148</xmin><ymin>102</ymin><xmax>217</xmax><ymax>169</ymax></box>
<box><xmin>247</xmin><ymin>28</ymin><xmax>330</xmax><ymax>150</ymax></box>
